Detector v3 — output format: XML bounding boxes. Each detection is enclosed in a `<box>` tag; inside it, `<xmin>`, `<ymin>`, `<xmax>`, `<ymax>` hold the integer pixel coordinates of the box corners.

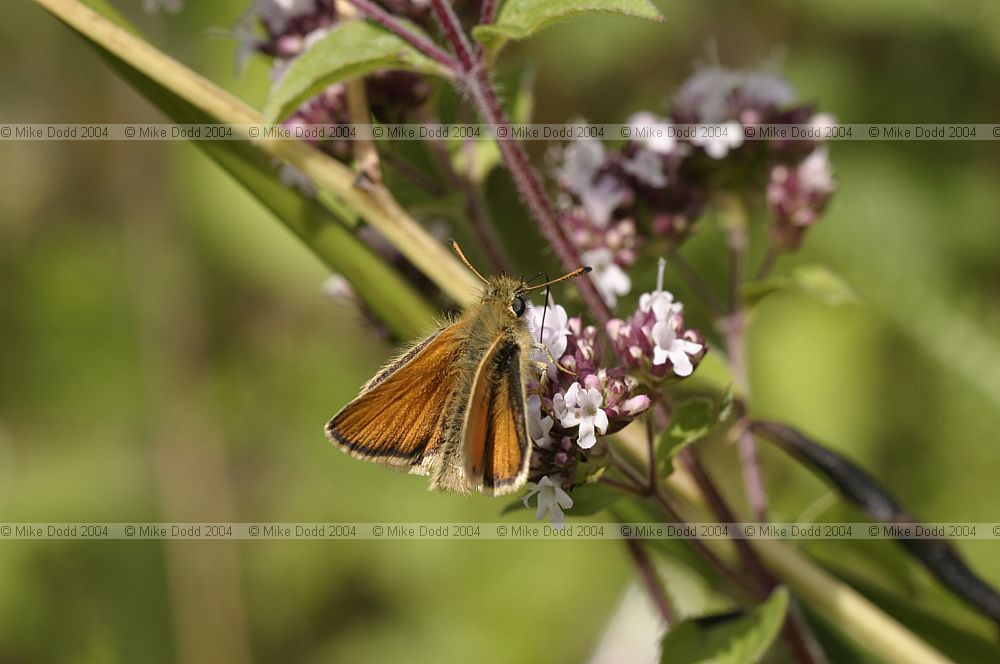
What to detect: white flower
<box><xmin>553</xmin><ymin>382</ymin><xmax>609</xmax><ymax>449</ymax></box>
<box><xmin>626</xmin><ymin>112</ymin><xmax>678</xmax><ymax>155</ymax></box>
<box><xmin>691</xmin><ymin>121</ymin><xmax>744</xmax><ymax>159</ymax></box>
<box><xmin>255</xmin><ymin>0</ymin><xmax>316</xmax><ymax>33</ymax></box>
<box><xmin>809</xmin><ymin>113</ymin><xmax>838</xmax><ymax>136</ymax></box>
<box><xmin>579</xmin><ymin>174</ymin><xmax>629</xmax><ymax>227</ymax></box>
<box><xmin>582</xmin><ymin>247</ymin><xmax>631</xmax><ymax>307</ymax></box>
<box><xmin>143</xmin><ymin>0</ymin><xmax>183</xmax><ymax>13</ymax></box>
<box><xmin>639</xmin><ymin>290</ymin><xmax>683</xmax><ymax>320</ymax></box>
<box><xmin>638</xmin><ymin>256</ymin><xmax>681</xmax><ymax>319</ymax></box>
<box><xmin>622</xmin><ymin>147</ymin><xmax>667</xmax><ymax>188</ymax></box>
<box><xmin>797</xmin><ymin>148</ymin><xmax>835</xmax><ymax>195</ymax></box>
<box><xmin>320</xmin><ymin>274</ymin><xmax>356</xmax><ymax>302</ymax></box>
<box><xmin>278</xmin><ymin>164</ymin><xmax>316</xmax><ymax>196</ymax></box>
<box><xmin>527</xmin><ymin>395</ymin><xmax>556</xmax><ymax>449</ymax></box>
<box><xmin>525</xmin><ymin>298</ymin><xmax>570</xmax><ymax>377</ymax></box>
<box><xmin>522</xmin><ymin>476</ymin><xmax>574</xmax><ymax>527</ymax></box>
<box><xmin>554</xmin><ymin>137</ymin><xmax>606</xmax><ymax>195</ymax></box>
<box><xmin>651</xmin><ymin>317</ymin><xmax>703</xmax><ymax>376</ymax></box>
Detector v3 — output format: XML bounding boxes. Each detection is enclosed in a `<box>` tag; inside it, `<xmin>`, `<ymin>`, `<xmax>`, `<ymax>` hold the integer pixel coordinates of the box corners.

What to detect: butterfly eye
<box><xmin>510</xmin><ymin>295</ymin><xmax>526</xmax><ymax>317</ymax></box>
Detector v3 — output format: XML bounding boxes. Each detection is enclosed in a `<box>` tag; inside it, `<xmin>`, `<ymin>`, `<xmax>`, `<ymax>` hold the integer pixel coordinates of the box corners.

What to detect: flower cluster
<box><xmin>236</xmin><ymin>0</ymin><xmax>432</xmax><ymax>158</ymax></box>
<box><xmin>550</xmin><ymin>65</ymin><xmax>837</xmax><ymax>305</ymax></box>
<box><xmin>519</xmin><ymin>260</ymin><xmax>706</xmax><ymax>524</ymax></box>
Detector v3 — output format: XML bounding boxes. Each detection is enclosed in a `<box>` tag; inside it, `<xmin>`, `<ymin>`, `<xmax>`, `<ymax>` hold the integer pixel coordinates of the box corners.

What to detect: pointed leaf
<box><xmin>658</xmin><ymin>396</ymin><xmax>730</xmax><ymax>476</ymax></box>
<box><xmin>473</xmin><ymin>0</ymin><xmax>663</xmax><ymax>54</ymax></box>
<box><xmin>660</xmin><ymin>587</ymin><xmax>790</xmax><ymax>664</ymax></box>
<box><xmin>263</xmin><ymin>20</ymin><xmax>453</xmax><ymax>123</ymax></box>
<box><xmin>64</xmin><ymin>0</ymin><xmax>437</xmax><ymax>339</ymax></box>
<box><xmin>742</xmin><ymin>265</ymin><xmax>860</xmax><ymax>308</ymax></box>
<box><xmin>752</xmin><ymin>420</ymin><xmax>1000</xmax><ymax>627</ymax></box>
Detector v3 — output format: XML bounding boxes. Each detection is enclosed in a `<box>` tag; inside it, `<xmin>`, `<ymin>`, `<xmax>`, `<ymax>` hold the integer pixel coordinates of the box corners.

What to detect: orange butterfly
<box><xmin>326</xmin><ymin>240</ymin><xmax>590</xmax><ymax>496</ymax></box>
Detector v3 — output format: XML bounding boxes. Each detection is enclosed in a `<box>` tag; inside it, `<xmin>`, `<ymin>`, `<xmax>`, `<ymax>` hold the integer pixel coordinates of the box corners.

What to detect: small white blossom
<box><xmin>638</xmin><ymin>257</ymin><xmax>681</xmax><ymax>319</ymax></box>
<box><xmin>797</xmin><ymin>148</ymin><xmax>835</xmax><ymax>195</ymax></box>
<box><xmin>809</xmin><ymin>113</ymin><xmax>838</xmax><ymax>136</ymax></box>
<box><xmin>553</xmin><ymin>382</ymin><xmax>609</xmax><ymax>449</ymax></box>
<box><xmin>320</xmin><ymin>274</ymin><xmax>356</xmax><ymax>302</ymax></box>
<box><xmin>143</xmin><ymin>0</ymin><xmax>183</xmax><ymax>13</ymax></box>
<box><xmin>525</xmin><ymin>298</ymin><xmax>570</xmax><ymax>377</ymax></box>
<box><xmin>626</xmin><ymin>112</ymin><xmax>678</xmax><ymax>155</ymax></box>
<box><xmin>582</xmin><ymin>247</ymin><xmax>631</xmax><ymax>307</ymax></box>
<box><xmin>691</xmin><ymin>121</ymin><xmax>744</xmax><ymax>159</ymax></box>
<box><xmin>255</xmin><ymin>0</ymin><xmax>315</xmax><ymax>33</ymax></box>
<box><xmin>651</xmin><ymin>317</ymin><xmax>703</xmax><ymax>377</ymax></box>
<box><xmin>527</xmin><ymin>395</ymin><xmax>557</xmax><ymax>449</ymax></box>
<box><xmin>579</xmin><ymin>174</ymin><xmax>629</xmax><ymax>227</ymax></box>
<box><xmin>522</xmin><ymin>476</ymin><xmax>574</xmax><ymax>527</ymax></box>
<box><xmin>622</xmin><ymin>148</ymin><xmax>667</xmax><ymax>188</ymax></box>
<box><xmin>278</xmin><ymin>164</ymin><xmax>316</xmax><ymax>196</ymax></box>
<box><xmin>554</xmin><ymin>137</ymin><xmax>606</xmax><ymax>195</ymax></box>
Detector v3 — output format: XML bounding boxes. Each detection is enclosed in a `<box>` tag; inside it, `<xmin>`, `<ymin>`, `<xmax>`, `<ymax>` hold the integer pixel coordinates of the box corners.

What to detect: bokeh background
<box><xmin>2</xmin><ymin>0</ymin><xmax>1000</xmax><ymax>662</ymax></box>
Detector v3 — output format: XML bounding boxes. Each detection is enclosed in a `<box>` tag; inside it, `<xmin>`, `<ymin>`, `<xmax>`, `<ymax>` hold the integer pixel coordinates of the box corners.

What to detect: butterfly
<box><xmin>325</xmin><ymin>240</ymin><xmax>590</xmax><ymax>496</ymax></box>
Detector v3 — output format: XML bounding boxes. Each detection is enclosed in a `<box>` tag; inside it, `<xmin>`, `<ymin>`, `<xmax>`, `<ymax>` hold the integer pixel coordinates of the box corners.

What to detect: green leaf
<box><xmin>71</xmin><ymin>1</ymin><xmax>437</xmax><ymax>339</ymax></box>
<box><xmin>660</xmin><ymin>587</ymin><xmax>790</xmax><ymax>664</ymax></box>
<box><xmin>742</xmin><ymin>265</ymin><xmax>861</xmax><ymax>309</ymax></box>
<box><xmin>473</xmin><ymin>0</ymin><xmax>663</xmax><ymax>54</ymax></box>
<box><xmin>658</xmin><ymin>397</ymin><xmax>725</xmax><ymax>475</ymax></box>
<box><xmin>566</xmin><ymin>482</ymin><xmax>623</xmax><ymax>516</ymax></box>
<box><xmin>263</xmin><ymin>20</ymin><xmax>453</xmax><ymax>123</ymax></box>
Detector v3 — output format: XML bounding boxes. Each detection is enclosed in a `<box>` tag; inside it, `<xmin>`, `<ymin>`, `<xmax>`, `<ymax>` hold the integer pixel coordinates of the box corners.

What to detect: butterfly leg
<box><xmin>531</xmin><ymin>343</ymin><xmax>575</xmax><ymax>376</ymax></box>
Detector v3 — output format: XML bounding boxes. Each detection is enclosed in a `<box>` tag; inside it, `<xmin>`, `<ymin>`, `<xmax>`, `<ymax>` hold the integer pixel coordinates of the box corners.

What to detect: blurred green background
<box><xmin>2</xmin><ymin>0</ymin><xmax>1000</xmax><ymax>662</ymax></box>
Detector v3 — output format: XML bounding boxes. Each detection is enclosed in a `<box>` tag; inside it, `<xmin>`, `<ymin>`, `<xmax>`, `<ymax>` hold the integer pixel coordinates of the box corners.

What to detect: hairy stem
<box><xmin>428</xmin><ymin>0</ymin><xmax>616</xmax><ymax>327</ymax></box>
<box><xmin>347</xmin><ymin>0</ymin><xmax>459</xmax><ymax>70</ymax></box>
<box><xmin>719</xmin><ymin>194</ymin><xmax>769</xmax><ymax>522</ymax></box>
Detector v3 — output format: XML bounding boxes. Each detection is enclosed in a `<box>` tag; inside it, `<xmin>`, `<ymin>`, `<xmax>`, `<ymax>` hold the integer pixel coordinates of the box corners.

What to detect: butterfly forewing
<box><xmin>326</xmin><ymin>322</ymin><xmax>465</xmax><ymax>472</ymax></box>
<box><xmin>462</xmin><ymin>333</ymin><xmax>531</xmax><ymax>495</ymax></box>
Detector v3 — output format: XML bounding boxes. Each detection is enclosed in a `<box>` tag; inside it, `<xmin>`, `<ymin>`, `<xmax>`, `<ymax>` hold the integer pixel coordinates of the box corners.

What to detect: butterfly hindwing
<box><xmin>325</xmin><ymin>322</ymin><xmax>465</xmax><ymax>473</ymax></box>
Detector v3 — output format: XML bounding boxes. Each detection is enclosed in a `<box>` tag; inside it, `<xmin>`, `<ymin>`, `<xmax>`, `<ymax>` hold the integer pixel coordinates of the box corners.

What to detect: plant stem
<box><xmin>676</xmin><ymin>447</ymin><xmax>773</xmax><ymax>593</ymax></box>
<box><xmin>719</xmin><ymin>194</ymin><xmax>769</xmax><ymax>523</ymax></box>
<box><xmin>624</xmin><ymin>538</ymin><xmax>676</xmax><ymax>625</ymax></box>
<box><xmin>418</xmin><ymin>107</ymin><xmax>513</xmax><ymax>273</ymax></box>
<box><xmin>645</xmin><ymin>410</ymin><xmax>658</xmax><ymax>494</ymax></box>
<box><xmin>475</xmin><ymin>0</ymin><xmax>498</xmax><ymax>59</ymax></box>
<box><xmin>427</xmin><ymin>0</ymin><xmax>616</xmax><ymax>327</ymax></box>
<box><xmin>347</xmin><ymin>0</ymin><xmax>459</xmax><ymax>71</ymax></box>
<box><xmin>668</xmin><ymin>249</ymin><xmax>727</xmax><ymax>318</ymax></box>
<box><xmin>336</xmin><ymin>2</ymin><xmax>382</xmax><ymax>184</ymax></box>
<box><xmin>755</xmin><ymin>246</ymin><xmax>779</xmax><ymax>280</ymax></box>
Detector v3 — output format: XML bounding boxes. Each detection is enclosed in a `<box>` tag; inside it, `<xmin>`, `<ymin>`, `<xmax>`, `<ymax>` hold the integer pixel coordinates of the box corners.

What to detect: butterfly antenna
<box><xmin>523</xmin><ymin>265</ymin><xmax>592</xmax><ymax>291</ymax></box>
<box><xmin>448</xmin><ymin>239</ymin><xmax>489</xmax><ymax>285</ymax></box>
<box><xmin>538</xmin><ymin>284</ymin><xmax>551</xmax><ymax>345</ymax></box>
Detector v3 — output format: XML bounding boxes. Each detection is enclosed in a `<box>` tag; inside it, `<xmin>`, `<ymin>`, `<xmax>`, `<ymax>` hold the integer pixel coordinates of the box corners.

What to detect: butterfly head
<box><xmin>481</xmin><ymin>275</ymin><xmax>530</xmax><ymax>319</ymax></box>
<box><xmin>447</xmin><ymin>239</ymin><xmax>592</xmax><ymax>320</ymax></box>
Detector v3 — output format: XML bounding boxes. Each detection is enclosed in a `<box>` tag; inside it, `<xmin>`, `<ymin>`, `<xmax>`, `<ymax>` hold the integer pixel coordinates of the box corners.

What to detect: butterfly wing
<box><xmin>461</xmin><ymin>333</ymin><xmax>531</xmax><ymax>496</ymax></box>
<box><xmin>325</xmin><ymin>322</ymin><xmax>465</xmax><ymax>474</ymax></box>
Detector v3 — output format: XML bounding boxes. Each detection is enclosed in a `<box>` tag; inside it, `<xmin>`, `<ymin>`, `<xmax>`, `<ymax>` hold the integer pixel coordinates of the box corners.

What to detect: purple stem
<box><xmin>475</xmin><ymin>0</ymin><xmax>498</xmax><ymax>60</ymax></box>
<box><xmin>347</xmin><ymin>0</ymin><xmax>460</xmax><ymax>71</ymax></box>
<box><xmin>427</xmin><ymin>0</ymin><xmax>616</xmax><ymax>328</ymax></box>
<box><xmin>479</xmin><ymin>0</ymin><xmax>498</xmax><ymax>25</ymax></box>
<box><xmin>624</xmin><ymin>538</ymin><xmax>676</xmax><ymax>625</ymax></box>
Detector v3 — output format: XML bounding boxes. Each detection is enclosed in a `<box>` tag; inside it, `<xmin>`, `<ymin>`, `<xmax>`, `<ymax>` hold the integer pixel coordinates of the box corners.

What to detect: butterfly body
<box><xmin>325</xmin><ymin>241</ymin><xmax>589</xmax><ymax>497</ymax></box>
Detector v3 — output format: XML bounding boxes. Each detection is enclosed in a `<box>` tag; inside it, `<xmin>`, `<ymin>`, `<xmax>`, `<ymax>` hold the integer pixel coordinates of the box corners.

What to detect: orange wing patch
<box><xmin>326</xmin><ymin>323</ymin><xmax>464</xmax><ymax>472</ymax></box>
<box><xmin>462</xmin><ymin>335</ymin><xmax>530</xmax><ymax>495</ymax></box>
